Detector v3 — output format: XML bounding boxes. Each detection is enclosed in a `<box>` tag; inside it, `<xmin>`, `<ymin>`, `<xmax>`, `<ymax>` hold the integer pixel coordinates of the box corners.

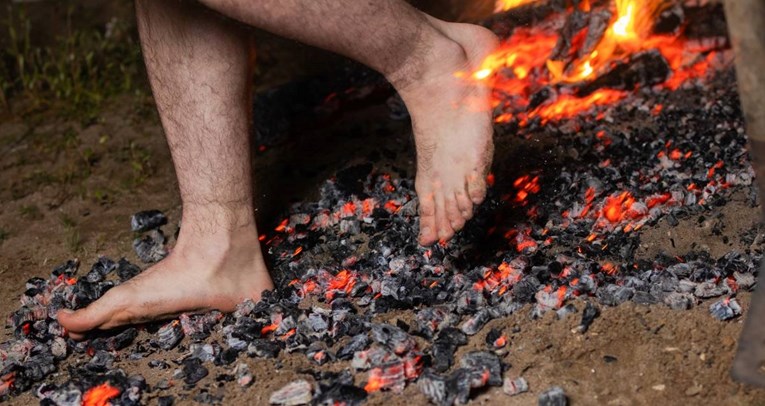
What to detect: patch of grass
<box><xmin>59</xmin><ymin>213</ymin><xmax>82</xmax><ymax>253</ymax></box>
<box><xmin>19</xmin><ymin>204</ymin><xmax>42</xmax><ymax>220</ymax></box>
<box><xmin>1</xmin><ymin>5</ymin><xmax>145</xmax><ymax>120</ymax></box>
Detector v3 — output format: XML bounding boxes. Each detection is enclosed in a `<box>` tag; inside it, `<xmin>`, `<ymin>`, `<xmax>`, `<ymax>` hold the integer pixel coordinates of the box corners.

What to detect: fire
<box><xmin>82</xmin><ymin>383</ymin><xmax>121</xmax><ymax>406</ymax></box>
<box><xmin>471</xmin><ymin>0</ymin><xmax>721</xmax><ymax>126</ymax></box>
<box><xmin>494</xmin><ymin>0</ymin><xmax>539</xmax><ymax>13</ymax></box>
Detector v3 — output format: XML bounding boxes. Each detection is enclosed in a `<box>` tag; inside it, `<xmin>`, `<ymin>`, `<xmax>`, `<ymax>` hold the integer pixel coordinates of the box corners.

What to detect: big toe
<box><xmin>58</xmin><ymin>289</ymin><xmax>126</xmax><ymax>339</ymax></box>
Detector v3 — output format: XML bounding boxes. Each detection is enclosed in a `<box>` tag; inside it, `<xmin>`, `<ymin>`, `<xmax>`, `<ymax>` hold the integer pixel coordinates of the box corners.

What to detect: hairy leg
<box><xmin>202</xmin><ymin>0</ymin><xmax>498</xmax><ymax>245</ymax></box>
<box><xmin>59</xmin><ymin>0</ymin><xmax>272</xmax><ymax>338</ymax></box>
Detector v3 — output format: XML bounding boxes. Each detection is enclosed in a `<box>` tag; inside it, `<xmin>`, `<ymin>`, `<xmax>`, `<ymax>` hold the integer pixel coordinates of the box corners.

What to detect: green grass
<box><xmin>59</xmin><ymin>213</ymin><xmax>83</xmax><ymax>252</ymax></box>
<box><xmin>18</xmin><ymin>204</ymin><xmax>41</xmax><ymax>220</ymax></box>
<box><xmin>1</xmin><ymin>5</ymin><xmax>145</xmax><ymax>121</ymax></box>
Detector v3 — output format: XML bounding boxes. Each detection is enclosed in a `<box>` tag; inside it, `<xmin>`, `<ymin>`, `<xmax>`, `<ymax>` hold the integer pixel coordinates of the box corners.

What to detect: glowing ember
<box><xmin>82</xmin><ymin>383</ymin><xmax>121</xmax><ymax>406</ymax></box>
<box><xmin>494</xmin><ymin>0</ymin><xmax>540</xmax><ymax>13</ymax></box>
<box><xmin>469</xmin><ymin>0</ymin><xmax>723</xmax><ymax>126</ymax></box>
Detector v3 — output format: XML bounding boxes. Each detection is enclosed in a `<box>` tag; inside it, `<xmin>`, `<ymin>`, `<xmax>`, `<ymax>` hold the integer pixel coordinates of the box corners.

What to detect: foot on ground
<box><xmin>391</xmin><ymin>17</ymin><xmax>498</xmax><ymax>245</ymax></box>
<box><xmin>58</xmin><ymin>228</ymin><xmax>273</xmax><ymax>339</ymax></box>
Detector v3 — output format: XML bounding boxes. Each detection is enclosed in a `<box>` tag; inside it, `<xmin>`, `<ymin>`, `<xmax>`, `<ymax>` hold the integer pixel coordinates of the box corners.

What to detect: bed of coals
<box><xmin>2</xmin><ymin>2</ymin><xmax>761</xmax><ymax>405</ymax></box>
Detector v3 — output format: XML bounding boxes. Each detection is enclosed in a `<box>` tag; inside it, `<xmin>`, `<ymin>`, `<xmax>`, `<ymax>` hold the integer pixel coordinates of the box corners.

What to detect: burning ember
<box><xmin>463</xmin><ymin>0</ymin><xmax>726</xmax><ymax>127</ymax></box>
<box><xmin>0</xmin><ymin>1</ymin><xmax>757</xmax><ymax>405</ymax></box>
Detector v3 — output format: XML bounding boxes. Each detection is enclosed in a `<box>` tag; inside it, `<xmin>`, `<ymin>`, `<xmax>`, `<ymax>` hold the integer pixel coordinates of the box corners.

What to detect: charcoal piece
<box><xmin>247</xmin><ymin>339</ymin><xmax>281</xmax><ymax>358</ymax></box>
<box><xmin>230</xmin><ymin>317</ymin><xmax>264</xmax><ymax>342</ymax></box>
<box><xmin>270</xmin><ymin>379</ymin><xmax>313</xmax><ymax>406</ymax></box>
<box><xmin>459</xmin><ymin>351</ymin><xmax>503</xmax><ymax>386</ymax></box>
<box><xmin>87</xmin><ymin>350</ymin><xmax>114</xmax><ymax>372</ymax></box>
<box><xmin>460</xmin><ymin>309</ymin><xmax>492</xmax><ymax>335</ymax></box>
<box><xmin>580</xmin><ymin>10</ymin><xmax>611</xmax><ymax>57</ymax></box>
<box><xmin>313</xmin><ymin>383</ymin><xmax>367</xmax><ymax>406</ymax></box>
<box><xmin>52</xmin><ymin>259</ymin><xmax>79</xmax><ymax>277</ymax></box>
<box><xmin>365</xmin><ymin>361</ymin><xmax>406</xmax><ymax>393</ymax></box>
<box><xmin>431</xmin><ymin>328</ymin><xmax>467</xmax><ymax>373</ymax></box>
<box><xmin>117</xmin><ymin>258</ymin><xmax>142</xmax><ymax>281</ymax></box>
<box><xmin>370</xmin><ymin>323</ymin><xmax>415</xmax><ymax>355</ymax></box>
<box><xmin>307</xmin><ymin>342</ymin><xmax>333</xmax><ymax>366</ymax></box>
<box><xmin>663</xmin><ymin>292</ymin><xmax>695</xmax><ymax>310</ymax></box>
<box><xmin>632</xmin><ymin>291</ymin><xmax>658</xmax><ymax>305</ymax></box>
<box><xmin>91</xmin><ymin>257</ymin><xmax>117</xmax><ymax>277</ymax></box>
<box><xmin>539</xmin><ymin>386</ymin><xmax>567</xmax><ymax>406</ymax></box>
<box><xmin>193</xmin><ymin>389</ymin><xmax>223</xmax><ymax>404</ymax></box>
<box><xmin>182</xmin><ymin>358</ymin><xmax>209</xmax><ymax>385</ymax></box>
<box><xmin>576</xmin><ymin>302</ymin><xmax>599</xmax><ymax>333</ymax></box>
<box><xmin>156</xmin><ymin>321</ymin><xmax>184</xmax><ymax>350</ymax></box>
<box><xmin>556</xmin><ymin>304</ymin><xmax>578</xmax><ymax>319</ymax></box>
<box><xmin>90</xmin><ymin>327</ymin><xmax>138</xmax><ymax>352</ymax></box>
<box><xmin>21</xmin><ymin>353</ymin><xmax>56</xmax><ymax>381</ymax></box>
<box><xmin>214</xmin><ymin>347</ymin><xmax>240</xmax><ymax>366</ymax></box>
<box><xmin>733</xmin><ymin>272</ymin><xmax>756</xmax><ymax>291</ymax></box>
<box><xmin>485</xmin><ymin>328</ymin><xmax>507</xmax><ymax>349</ymax></box>
<box><xmin>709</xmin><ymin>298</ymin><xmax>742</xmax><ymax>321</ymax></box>
<box><xmin>189</xmin><ymin>343</ymin><xmax>216</xmax><ymax>362</ymax></box>
<box><xmin>578</xmin><ymin>50</ymin><xmax>670</xmax><ymax>96</ymax></box>
<box><xmin>51</xmin><ymin>337</ymin><xmax>67</xmax><ymax>359</ymax></box>
<box><xmin>549</xmin><ymin>9</ymin><xmax>589</xmax><ymax>61</ymax></box>
<box><xmin>157</xmin><ymin>395</ymin><xmax>175</xmax><ymax>406</ymax></box>
<box><xmin>417</xmin><ymin>370</ymin><xmax>449</xmax><ymax>406</ymax></box>
<box><xmin>234</xmin><ymin>363</ymin><xmax>253</xmax><ymax>387</ymax></box>
<box><xmin>694</xmin><ymin>281</ymin><xmax>727</xmax><ymax>298</ymax></box>
<box><xmin>597</xmin><ymin>285</ymin><xmax>635</xmax><ymax>306</ymax></box>
<box><xmin>133</xmin><ymin>230</ymin><xmax>168</xmax><ymax>264</ymax></box>
<box><xmin>654</xmin><ymin>4</ymin><xmax>684</xmax><ymax>34</ymax></box>
<box><xmin>180</xmin><ymin>311</ymin><xmax>222</xmax><ymax>341</ymax></box>
<box><xmin>351</xmin><ymin>346</ymin><xmax>394</xmax><ymax>371</ymax></box>
<box><xmin>37</xmin><ymin>383</ymin><xmax>82</xmax><ymax>406</ymax></box>
<box><xmin>503</xmin><ymin>376</ymin><xmax>529</xmax><ymax>396</ymax></box>
<box><xmin>415</xmin><ymin>305</ymin><xmax>459</xmax><ymax>339</ymax></box>
<box><xmin>130</xmin><ymin>210</ymin><xmax>168</xmax><ymax>232</ymax></box>
<box><xmin>336</xmin><ymin>333</ymin><xmax>369</xmax><ymax>361</ymax></box>
<box><xmin>512</xmin><ymin>277</ymin><xmax>540</xmax><ymax>303</ymax></box>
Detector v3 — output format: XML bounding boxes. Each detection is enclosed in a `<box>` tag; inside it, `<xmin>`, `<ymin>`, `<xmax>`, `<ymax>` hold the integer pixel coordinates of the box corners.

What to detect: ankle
<box><xmin>386</xmin><ymin>29</ymin><xmax>467</xmax><ymax>94</ymax></box>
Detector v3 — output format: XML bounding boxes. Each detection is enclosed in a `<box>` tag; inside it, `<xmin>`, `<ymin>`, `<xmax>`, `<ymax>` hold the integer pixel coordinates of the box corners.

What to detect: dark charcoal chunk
<box><xmin>133</xmin><ymin>230</ymin><xmax>168</xmax><ymax>264</ymax></box>
<box><xmin>214</xmin><ymin>347</ymin><xmax>240</xmax><ymax>366</ymax></box>
<box><xmin>314</xmin><ymin>383</ymin><xmax>367</xmax><ymax>406</ymax></box>
<box><xmin>597</xmin><ymin>285</ymin><xmax>635</xmax><ymax>306</ymax></box>
<box><xmin>539</xmin><ymin>386</ymin><xmax>567</xmax><ymax>406</ymax></box>
<box><xmin>51</xmin><ymin>259</ymin><xmax>79</xmax><ymax>277</ymax></box>
<box><xmin>336</xmin><ymin>333</ymin><xmax>369</xmax><ymax>361</ymax></box>
<box><xmin>577</xmin><ymin>302</ymin><xmax>599</xmax><ymax>333</ymax></box>
<box><xmin>709</xmin><ymin>298</ymin><xmax>742</xmax><ymax>321</ymax></box>
<box><xmin>156</xmin><ymin>321</ymin><xmax>184</xmax><ymax>350</ymax></box>
<box><xmin>578</xmin><ymin>50</ymin><xmax>670</xmax><ymax>96</ymax></box>
<box><xmin>459</xmin><ymin>351</ymin><xmax>503</xmax><ymax>386</ymax></box>
<box><xmin>370</xmin><ymin>323</ymin><xmax>415</xmax><ymax>355</ymax></box>
<box><xmin>130</xmin><ymin>210</ymin><xmax>168</xmax><ymax>232</ymax></box>
<box><xmin>117</xmin><ymin>258</ymin><xmax>142</xmax><ymax>281</ymax></box>
<box><xmin>247</xmin><ymin>339</ymin><xmax>281</xmax><ymax>358</ymax></box>
<box><xmin>157</xmin><ymin>396</ymin><xmax>175</xmax><ymax>406</ymax></box>
<box><xmin>182</xmin><ymin>358</ymin><xmax>209</xmax><ymax>385</ymax></box>
<box><xmin>512</xmin><ymin>278</ymin><xmax>540</xmax><ymax>303</ymax></box>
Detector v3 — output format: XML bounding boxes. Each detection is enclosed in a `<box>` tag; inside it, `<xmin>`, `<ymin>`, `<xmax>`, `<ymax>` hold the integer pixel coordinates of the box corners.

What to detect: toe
<box><xmin>445</xmin><ymin>194</ymin><xmax>466</xmax><ymax>232</ymax></box>
<box><xmin>417</xmin><ymin>192</ymin><xmax>438</xmax><ymax>245</ymax></box>
<box><xmin>58</xmin><ymin>291</ymin><xmax>122</xmax><ymax>339</ymax></box>
<box><xmin>455</xmin><ymin>189</ymin><xmax>474</xmax><ymax>220</ymax></box>
<box><xmin>434</xmin><ymin>192</ymin><xmax>455</xmax><ymax>241</ymax></box>
<box><xmin>467</xmin><ymin>172</ymin><xmax>488</xmax><ymax>204</ymax></box>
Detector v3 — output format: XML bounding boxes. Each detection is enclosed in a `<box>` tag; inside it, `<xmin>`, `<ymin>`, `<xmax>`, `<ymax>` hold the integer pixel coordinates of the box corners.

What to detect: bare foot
<box><xmin>390</xmin><ymin>18</ymin><xmax>498</xmax><ymax>245</ymax></box>
<box><xmin>59</xmin><ymin>222</ymin><xmax>272</xmax><ymax>339</ymax></box>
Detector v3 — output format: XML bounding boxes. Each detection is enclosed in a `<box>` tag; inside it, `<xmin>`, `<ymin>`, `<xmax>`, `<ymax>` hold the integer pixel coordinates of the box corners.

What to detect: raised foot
<box><xmin>58</xmin><ymin>232</ymin><xmax>273</xmax><ymax>340</ymax></box>
<box><xmin>393</xmin><ymin>19</ymin><xmax>499</xmax><ymax>246</ymax></box>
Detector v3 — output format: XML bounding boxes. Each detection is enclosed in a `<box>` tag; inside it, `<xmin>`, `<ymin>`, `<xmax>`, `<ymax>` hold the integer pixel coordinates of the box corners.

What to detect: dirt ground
<box><xmin>3</xmin><ymin>1</ymin><xmax>765</xmax><ymax>405</ymax></box>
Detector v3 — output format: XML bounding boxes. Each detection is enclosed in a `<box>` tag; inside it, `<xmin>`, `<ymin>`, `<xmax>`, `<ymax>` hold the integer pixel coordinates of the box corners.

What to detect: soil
<box><xmin>3</xmin><ymin>1</ymin><xmax>765</xmax><ymax>405</ymax></box>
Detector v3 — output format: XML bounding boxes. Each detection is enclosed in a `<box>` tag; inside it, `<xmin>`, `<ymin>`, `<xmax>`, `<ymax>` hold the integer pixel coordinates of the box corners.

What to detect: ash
<box><xmin>3</xmin><ymin>9</ymin><xmax>763</xmax><ymax>406</ymax></box>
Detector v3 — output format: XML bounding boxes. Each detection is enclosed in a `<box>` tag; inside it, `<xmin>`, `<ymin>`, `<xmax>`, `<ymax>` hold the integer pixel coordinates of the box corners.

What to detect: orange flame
<box><xmin>494</xmin><ymin>0</ymin><xmax>539</xmax><ymax>13</ymax></box>
<box><xmin>82</xmin><ymin>383</ymin><xmax>121</xmax><ymax>406</ymax></box>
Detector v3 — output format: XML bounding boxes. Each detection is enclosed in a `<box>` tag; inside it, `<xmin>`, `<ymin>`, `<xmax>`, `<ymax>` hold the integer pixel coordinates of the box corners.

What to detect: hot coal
<box><xmin>1</xmin><ymin>3</ymin><xmax>759</xmax><ymax>405</ymax></box>
<box><xmin>709</xmin><ymin>298</ymin><xmax>742</xmax><ymax>320</ymax></box>
<box><xmin>133</xmin><ymin>229</ymin><xmax>168</xmax><ymax>264</ymax></box>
